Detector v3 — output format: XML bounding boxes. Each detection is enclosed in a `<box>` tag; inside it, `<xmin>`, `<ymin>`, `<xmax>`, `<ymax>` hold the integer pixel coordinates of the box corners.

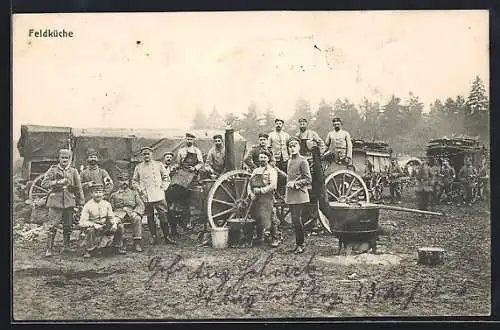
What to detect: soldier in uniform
<box><xmin>132</xmin><ymin>146</ymin><xmax>173</xmax><ymax>245</ymax></box>
<box><xmin>324</xmin><ymin>117</ymin><xmax>353</xmax><ymax>172</ymax></box>
<box><xmin>429</xmin><ymin>158</ymin><xmax>441</xmax><ymax>205</ymax></box>
<box><xmin>41</xmin><ymin>149</ymin><xmax>85</xmax><ymax>257</ymax></box>
<box><xmin>243</xmin><ymin>133</ymin><xmax>274</xmax><ymax>171</ymax></box>
<box><xmin>205</xmin><ymin>134</ymin><xmax>226</xmax><ymax>178</ymax></box>
<box><xmin>79</xmin><ymin>184</ymin><xmax>127</xmax><ymax>257</ymax></box>
<box><xmin>80</xmin><ymin>149</ymin><xmax>114</xmax><ymax>202</ymax></box>
<box><xmin>458</xmin><ymin>158</ymin><xmax>477</xmax><ymax>206</ymax></box>
<box><xmin>247</xmin><ymin>150</ymin><xmax>279</xmax><ymax>247</ymax></box>
<box><xmin>268</xmin><ymin>119</ymin><xmax>290</xmax><ymax>197</ymax></box>
<box><xmin>285</xmin><ymin>137</ymin><xmax>312</xmax><ymax>254</ymax></box>
<box><xmin>415</xmin><ymin>158</ymin><xmax>433</xmax><ymax>211</ymax></box>
<box><xmin>437</xmin><ymin>159</ymin><xmax>456</xmax><ymax>203</ymax></box>
<box><xmin>388</xmin><ymin>159</ymin><xmax>404</xmax><ymax>204</ymax></box>
<box><xmin>176</xmin><ymin>132</ymin><xmax>204</xmax><ymax>172</ymax></box>
<box><xmin>162</xmin><ymin>151</ymin><xmax>177</xmax><ymax>178</ymax></box>
<box><xmin>109</xmin><ymin>172</ymin><xmax>145</xmax><ymax>252</ymax></box>
<box><xmin>477</xmin><ymin>157</ymin><xmax>489</xmax><ymax>202</ymax></box>
<box><xmin>296</xmin><ymin>117</ymin><xmax>325</xmax><ymax>233</ymax></box>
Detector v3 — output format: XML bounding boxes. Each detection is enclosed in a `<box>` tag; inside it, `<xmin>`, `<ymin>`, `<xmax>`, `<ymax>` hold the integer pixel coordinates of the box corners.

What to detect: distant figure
<box><xmin>41</xmin><ymin>149</ymin><xmax>85</xmax><ymax>257</ymax></box>
<box><xmin>415</xmin><ymin>159</ymin><xmax>433</xmax><ymax>211</ymax></box>
<box><xmin>80</xmin><ymin>149</ymin><xmax>114</xmax><ymax>201</ymax></box>
<box><xmin>205</xmin><ymin>134</ymin><xmax>226</xmax><ymax>178</ymax></box>
<box><xmin>477</xmin><ymin>157</ymin><xmax>489</xmax><ymax>201</ymax></box>
<box><xmin>437</xmin><ymin>159</ymin><xmax>456</xmax><ymax>203</ymax></box>
<box><xmin>388</xmin><ymin>159</ymin><xmax>403</xmax><ymax>204</ymax></box>
<box><xmin>458</xmin><ymin>158</ymin><xmax>477</xmax><ymax>206</ymax></box>
<box><xmin>429</xmin><ymin>158</ymin><xmax>441</xmax><ymax>204</ymax></box>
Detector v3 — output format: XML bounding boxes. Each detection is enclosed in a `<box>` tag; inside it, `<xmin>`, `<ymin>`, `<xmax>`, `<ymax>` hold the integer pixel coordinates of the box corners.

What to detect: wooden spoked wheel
<box><xmin>207</xmin><ymin>170</ymin><xmax>252</xmax><ymax>229</ymax></box>
<box><xmin>28</xmin><ymin>174</ymin><xmax>49</xmax><ymax>208</ymax></box>
<box><xmin>324</xmin><ymin>169</ymin><xmax>370</xmax><ymax>204</ymax></box>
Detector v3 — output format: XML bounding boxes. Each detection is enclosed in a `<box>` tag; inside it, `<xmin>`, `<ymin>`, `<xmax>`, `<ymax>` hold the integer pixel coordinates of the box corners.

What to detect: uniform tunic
<box><xmin>206</xmin><ymin>146</ymin><xmax>225</xmax><ymax>175</ymax></box>
<box><xmin>41</xmin><ymin>164</ymin><xmax>85</xmax><ymax>209</ymax></box>
<box><xmin>285</xmin><ymin>155</ymin><xmax>312</xmax><ymax>205</ymax></box>
<box><xmin>268</xmin><ymin>131</ymin><xmax>290</xmax><ymax>162</ymax></box>
<box><xmin>109</xmin><ymin>188</ymin><xmax>144</xmax><ymax>240</ymax></box>
<box><xmin>132</xmin><ymin>160</ymin><xmax>170</xmax><ymax>203</ymax></box>
<box><xmin>243</xmin><ymin>145</ymin><xmax>275</xmax><ymax>170</ymax></box>
<box><xmin>80</xmin><ymin>166</ymin><xmax>113</xmax><ymax>201</ymax></box>
<box><xmin>79</xmin><ymin>199</ymin><xmax>123</xmax><ymax>250</ymax></box>
<box><xmin>325</xmin><ymin>129</ymin><xmax>353</xmax><ymax>160</ymax></box>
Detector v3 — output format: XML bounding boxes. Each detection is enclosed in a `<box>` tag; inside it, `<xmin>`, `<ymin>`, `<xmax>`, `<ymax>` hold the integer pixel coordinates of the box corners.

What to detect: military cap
<box><xmin>59</xmin><ymin>148</ymin><xmax>72</xmax><ymax>156</ymax></box>
<box><xmin>258</xmin><ymin>150</ymin><xmax>272</xmax><ymax>159</ymax></box>
<box><xmin>286</xmin><ymin>136</ymin><xmax>301</xmax><ymax>146</ymax></box>
<box><xmin>90</xmin><ymin>183</ymin><xmax>104</xmax><ymax>191</ymax></box>
<box><xmin>298</xmin><ymin>117</ymin><xmax>308</xmax><ymax>123</ymax></box>
<box><xmin>186</xmin><ymin>132</ymin><xmax>196</xmax><ymax>138</ymax></box>
<box><xmin>87</xmin><ymin>148</ymin><xmax>98</xmax><ymax>157</ymax></box>
<box><xmin>332</xmin><ymin>117</ymin><xmax>342</xmax><ymax>123</ymax></box>
<box><xmin>163</xmin><ymin>151</ymin><xmax>175</xmax><ymax>158</ymax></box>
<box><xmin>140</xmin><ymin>146</ymin><xmax>153</xmax><ymax>153</ymax></box>
<box><xmin>117</xmin><ymin>172</ymin><xmax>129</xmax><ymax>181</ymax></box>
<box><xmin>258</xmin><ymin>133</ymin><xmax>269</xmax><ymax>139</ymax></box>
<box><xmin>274</xmin><ymin>118</ymin><xmax>285</xmax><ymax>124</ymax></box>
<box><xmin>213</xmin><ymin>134</ymin><xmax>223</xmax><ymax>140</ymax></box>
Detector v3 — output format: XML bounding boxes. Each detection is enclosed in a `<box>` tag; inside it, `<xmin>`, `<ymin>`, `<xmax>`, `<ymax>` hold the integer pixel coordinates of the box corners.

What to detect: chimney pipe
<box><xmin>224</xmin><ymin>128</ymin><xmax>236</xmax><ymax>171</ymax></box>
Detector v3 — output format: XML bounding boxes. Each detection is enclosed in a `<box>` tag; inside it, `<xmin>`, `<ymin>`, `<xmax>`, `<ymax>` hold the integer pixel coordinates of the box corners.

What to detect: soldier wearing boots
<box><xmin>132</xmin><ymin>146</ymin><xmax>174</xmax><ymax>245</ymax></box>
<box><xmin>388</xmin><ymin>159</ymin><xmax>403</xmax><ymax>204</ymax></box>
<box><xmin>79</xmin><ymin>184</ymin><xmax>126</xmax><ymax>257</ymax></box>
<box><xmin>458</xmin><ymin>158</ymin><xmax>477</xmax><ymax>206</ymax></box>
<box><xmin>41</xmin><ymin>149</ymin><xmax>85</xmax><ymax>257</ymax></box>
<box><xmin>80</xmin><ymin>149</ymin><xmax>114</xmax><ymax>201</ymax></box>
<box><xmin>415</xmin><ymin>159</ymin><xmax>433</xmax><ymax>211</ymax></box>
<box><xmin>109</xmin><ymin>172</ymin><xmax>144</xmax><ymax>252</ymax></box>
<box><xmin>247</xmin><ymin>150</ymin><xmax>279</xmax><ymax>247</ymax></box>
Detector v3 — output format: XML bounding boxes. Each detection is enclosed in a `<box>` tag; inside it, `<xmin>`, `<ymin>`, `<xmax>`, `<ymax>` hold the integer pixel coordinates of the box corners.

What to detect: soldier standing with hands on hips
<box><xmin>285</xmin><ymin>137</ymin><xmax>312</xmax><ymax>254</ymax></box>
<box><xmin>268</xmin><ymin>118</ymin><xmax>290</xmax><ymax>197</ymax></box>
<box><xmin>324</xmin><ymin>117</ymin><xmax>353</xmax><ymax>170</ymax></box>
<box><xmin>41</xmin><ymin>148</ymin><xmax>85</xmax><ymax>257</ymax></box>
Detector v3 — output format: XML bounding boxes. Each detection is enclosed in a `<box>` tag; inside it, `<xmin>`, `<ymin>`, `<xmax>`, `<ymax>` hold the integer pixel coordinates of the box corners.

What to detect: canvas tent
<box><xmin>17</xmin><ymin>125</ymin><xmax>248</xmax><ymax>183</ymax></box>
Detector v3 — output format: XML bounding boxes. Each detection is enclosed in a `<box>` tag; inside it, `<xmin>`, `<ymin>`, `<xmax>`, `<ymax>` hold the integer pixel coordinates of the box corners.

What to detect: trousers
<box><xmin>251</xmin><ymin>193</ymin><xmax>279</xmax><ymax>239</ymax></box>
<box><xmin>289</xmin><ymin>203</ymin><xmax>306</xmax><ymax>246</ymax></box>
<box><xmin>85</xmin><ymin>224</ymin><xmax>124</xmax><ymax>251</ymax></box>
<box><xmin>47</xmin><ymin>207</ymin><xmax>74</xmax><ymax>234</ymax></box>
<box><xmin>145</xmin><ymin>199</ymin><xmax>170</xmax><ymax>238</ymax></box>
<box><xmin>117</xmin><ymin>213</ymin><xmax>143</xmax><ymax>240</ymax></box>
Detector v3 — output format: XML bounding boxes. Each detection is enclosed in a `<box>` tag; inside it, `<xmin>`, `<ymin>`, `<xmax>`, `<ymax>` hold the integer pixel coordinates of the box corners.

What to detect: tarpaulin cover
<box><xmin>17</xmin><ymin>125</ymin><xmax>72</xmax><ymax>158</ymax></box>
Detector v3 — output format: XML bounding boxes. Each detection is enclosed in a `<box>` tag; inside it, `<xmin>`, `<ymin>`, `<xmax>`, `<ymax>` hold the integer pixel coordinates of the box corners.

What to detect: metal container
<box><xmin>329</xmin><ymin>202</ymin><xmax>379</xmax><ymax>234</ymax></box>
<box><xmin>227</xmin><ymin>218</ymin><xmax>256</xmax><ymax>248</ymax></box>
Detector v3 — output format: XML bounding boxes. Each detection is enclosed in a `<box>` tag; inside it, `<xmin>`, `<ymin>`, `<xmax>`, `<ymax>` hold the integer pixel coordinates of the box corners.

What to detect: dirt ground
<box><xmin>12</xmin><ymin>188</ymin><xmax>491</xmax><ymax>320</ymax></box>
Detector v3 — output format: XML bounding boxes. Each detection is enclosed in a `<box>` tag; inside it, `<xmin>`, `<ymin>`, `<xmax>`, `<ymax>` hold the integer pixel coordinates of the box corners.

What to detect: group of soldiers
<box><xmin>414</xmin><ymin>156</ymin><xmax>489</xmax><ymax>211</ymax></box>
<box><xmin>40</xmin><ymin>116</ymin><xmax>353</xmax><ymax>257</ymax></box>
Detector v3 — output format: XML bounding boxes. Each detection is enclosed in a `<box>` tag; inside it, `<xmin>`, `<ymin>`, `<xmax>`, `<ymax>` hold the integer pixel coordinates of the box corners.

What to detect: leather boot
<box><xmin>45</xmin><ymin>232</ymin><xmax>56</xmax><ymax>257</ymax></box>
<box><xmin>61</xmin><ymin>231</ymin><xmax>75</xmax><ymax>253</ymax></box>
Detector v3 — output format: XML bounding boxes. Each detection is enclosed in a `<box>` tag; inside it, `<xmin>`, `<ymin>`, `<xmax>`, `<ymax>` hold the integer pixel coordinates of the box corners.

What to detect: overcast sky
<box><xmin>13</xmin><ymin>10</ymin><xmax>488</xmax><ymax>141</ymax></box>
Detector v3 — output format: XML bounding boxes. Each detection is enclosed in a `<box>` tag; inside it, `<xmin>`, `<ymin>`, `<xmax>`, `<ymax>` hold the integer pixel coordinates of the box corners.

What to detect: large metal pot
<box><xmin>328</xmin><ymin>202</ymin><xmax>379</xmax><ymax>242</ymax></box>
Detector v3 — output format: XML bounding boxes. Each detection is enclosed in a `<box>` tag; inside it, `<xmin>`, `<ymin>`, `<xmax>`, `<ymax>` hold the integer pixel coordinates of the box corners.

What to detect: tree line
<box><xmin>191</xmin><ymin>76</ymin><xmax>489</xmax><ymax>156</ymax></box>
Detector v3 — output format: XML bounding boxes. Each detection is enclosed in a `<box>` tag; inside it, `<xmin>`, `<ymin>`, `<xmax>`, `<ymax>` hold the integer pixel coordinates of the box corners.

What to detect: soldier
<box><xmin>268</xmin><ymin>119</ymin><xmax>290</xmax><ymax>197</ymax></box>
<box><xmin>132</xmin><ymin>146</ymin><xmax>174</xmax><ymax>245</ymax></box>
<box><xmin>415</xmin><ymin>159</ymin><xmax>433</xmax><ymax>211</ymax></box>
<box><xmin>429</xmin><ymin>158</ymin><xmax>441</xmax><ymax>204</ymax></box>
<box><xmin>458</xmin><ymin>158</ymin><xmax>477</xmax><ymax>206</ymax></box>
<box><xmin>205</xmin><ymin>134</ymin><xmax>226</xmax><ymax>178</ymax></box>
<box><xmin>324</xmin><ymin>117</ymin><xmax>353</xmax><ymax>169</ymax></box>
<box><xmin>79</xmin><ymin>184</ymin><xmax>126</xmax><ymax>257</ymax></box>
<box><xmin>109</xmin><ymin>172</ymin><xmax>144</xmax><ymax>252</ymax></box>
<box><xmin>388</xmin><ymin>159</ymin><xmax>403</xmax><ymax>204</ymax></box>
<box><xmin>176</xmin><ymin>132</ymin><xmax>204</xmax><ymax>172</ymax></box>
<box><xmin>247</xmin><ymin>150</ymin><xmax>279</xmax><ymax>247</ymax></box>
<box><xmin>285</xmin><ymin>137</ymin><xmax>312</xmax><ymax>254</ymax></box>
<box><xmin>162</xmin><ymin>151</ymin><xmax>177</xmax><ymax>178</ymax></box>
<box><xmin>438</xmin><ymin>159</ymin><xmax>456</xmax><ymax>203</ymax></box>
<box><xmin>477</xmin><ymin>157</ymin><xmax>489</xmax><ymax>201</ymax></box>
<box><xmin>41</xmin><ymin>149</ymin><xmax>85</xmax><ymax>257</ymax></box>
<box><xmin>80</xmin><ymin>149</ymin><xmax>114</xmax><ymax>202</ymax></box>
<box><xmin>296</xmin><ymin>117</ymin><xmax>325</xmax><ymax>234</ymax></box>
<box><xmin>243</xmin><ymin>133</ymin><xmax>274</xmax><ymax>171</ymax></box>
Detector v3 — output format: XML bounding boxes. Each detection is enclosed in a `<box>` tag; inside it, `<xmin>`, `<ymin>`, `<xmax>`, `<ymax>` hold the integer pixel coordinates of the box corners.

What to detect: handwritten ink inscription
<box><xmin>144</xmin><ymin>253</ymin><xmax>452</xmax><ymax>314</ymax></box>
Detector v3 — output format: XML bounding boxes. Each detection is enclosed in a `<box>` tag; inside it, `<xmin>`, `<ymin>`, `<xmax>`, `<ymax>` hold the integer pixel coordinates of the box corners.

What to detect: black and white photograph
<box><xmin>12</xmin><ymin>10</ymin><xmax>490</xmax><ymax>319</ymax></box>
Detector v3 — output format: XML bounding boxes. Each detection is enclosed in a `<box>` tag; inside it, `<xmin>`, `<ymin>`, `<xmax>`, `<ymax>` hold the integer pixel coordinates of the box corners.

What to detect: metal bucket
<box><xmin>226</xmin><ymin>218</ymin><xmax>256</xmax><ymax>248</ymax></box>
<box><xmin>211</xmin><ymin>227</ymin><xmax>229</xmax><ymax>249</ymax></box>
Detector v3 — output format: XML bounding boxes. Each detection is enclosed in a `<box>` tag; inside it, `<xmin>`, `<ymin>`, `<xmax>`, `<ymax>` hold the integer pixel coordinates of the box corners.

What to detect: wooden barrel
<box><xmin>418</xmin><ymin>247</ymin><xmax>445</xmax><ymax>266</ymax></box>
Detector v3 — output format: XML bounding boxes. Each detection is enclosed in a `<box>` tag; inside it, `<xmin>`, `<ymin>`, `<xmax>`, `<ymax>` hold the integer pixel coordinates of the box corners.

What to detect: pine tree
<box><xmin>466</xmin><ymin>76</ymin><xmax>488</xmax><ymax>115</ymax></box>
<box><xmin>207</xmin><ymin>106</ymin><xmax>225</xmax><ymax>129</ymax></box>
<box><xmin>191</xmin><ymin>108</ymin><xmax>208</xmax><ymax>129</ymax></box>
<box><xmin>240</xmin><ymin>102</ymin><xmax>260</xmax><ymax>144</ymax></box>
<box><xmin>313</xmin><ymin>99</ymin><xmax>333</xmax><ymax>140</ymax></box>
<box><xmin>465</xmin><ymin>76</ymin><xmax>489</xmax><ymax>143</ymax></box>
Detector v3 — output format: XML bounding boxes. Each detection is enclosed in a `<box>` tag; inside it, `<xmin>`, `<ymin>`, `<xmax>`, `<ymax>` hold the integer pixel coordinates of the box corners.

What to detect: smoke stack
<box><xmin>224</xmin><ymin>128</ymin><xmax>236</xmax><ymax>171</ymax></box>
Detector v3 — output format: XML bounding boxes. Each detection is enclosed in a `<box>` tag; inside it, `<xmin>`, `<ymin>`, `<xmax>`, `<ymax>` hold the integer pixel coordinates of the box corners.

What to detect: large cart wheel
<box><xmin>28</xmin><ymin>174</ymin><xmax>49</xmax><ymax>207</ymax></box>
<box><xmin>324</xmin><ymin>169</ymin><xmax>370</xmax><ymax>204</ymax></box>
<box><xmin>207</xmin><ymin>170</ymin><xmax>252</xmax><ymax>228</ymax></box>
